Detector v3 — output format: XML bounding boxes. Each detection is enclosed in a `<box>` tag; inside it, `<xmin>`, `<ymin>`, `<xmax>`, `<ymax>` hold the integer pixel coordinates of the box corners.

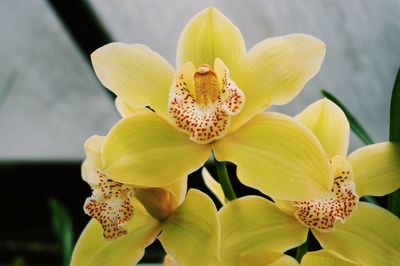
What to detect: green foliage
<box><xmin>10</xmin><ymin>257</ymin><xmax>26</xmax><ymax>266</ymax></box>
<box><xmin>388</xmin><ymin>67</ymin><xmax>400</xmax><ymax>217</ymax></box>
<box><xmin>0</xmin><ymin>71</ymin><xmax>18</xmax><ymax>111</ymax></box>
<box><xmin>49</xmin><ymin>198</ymin><xmax>74</xmax><ymax>266</ymax></box>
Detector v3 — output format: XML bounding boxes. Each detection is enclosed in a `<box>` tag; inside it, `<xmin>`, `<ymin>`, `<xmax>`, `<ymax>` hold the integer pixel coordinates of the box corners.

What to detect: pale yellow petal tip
<box><xmin>90</xmin><ymin>42</ymin><xmax>121</xmax><ymax>61</ymax></box>
<box><xmin>297</xmin><ymin>33</ymin><xmax>326</xmax><ymax>52</ymax></box>
<box><xmin>201</xmin><ymin>167</ymin><xmax>227</xmax><ymax>205</ymax></box>
<box><xmin>83</xmin><ymin>135</ymin><xmax>105</xmax><ymax>167</ymax></box>
<box><xmin>163</xmin><ymin>255</ymin><xmax>180</xmax><ymax>266</ymax></box>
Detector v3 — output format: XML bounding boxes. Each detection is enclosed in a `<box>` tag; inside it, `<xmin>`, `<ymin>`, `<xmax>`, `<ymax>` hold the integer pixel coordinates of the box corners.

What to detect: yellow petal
<box><xmin>213</xmin><ymin>112</ymin><xmax>332</xmax><ymax>200</ymax></box>
<box><xmin>313</xmin><ymin>202</ymin><xmax>400</xmax><ymax>266</ymax></box>
<box><xmin>301</xmin><ymin>250</ymin><xmax>358</xmax><ymax>266</ymax></box>
<box><xmin>220</xmin><ymin>196</ymin><xmax>308</xmax><ymax>266</ymax></box>
<box><xmin>91</xmin><ymin>43</ymin><xmax>174</xmax><ymax>119</ymax></box>
<box><xmin>83</xmin><ymin>135</ymin><xmax>105</xmax><ymax>168</ymax></box>
<box><xmin>71</xmin><ymin>198</ymin><xmax>161</xmax><ymax>266</ymax></box>
<box><xmin>201</xmin><ymin>167</ymin><xmax>227</xmax><ymax>205</ymax></box>
<box><xmin>165</xmin><ymin>176</ymin><xmax>188</xmax><ymax>210</ymax></box>
<box><xmin>240</xmin><ymin>249</ymin><xmax>300</xmax><ymax>266</ymax></box>
<box><xmin>348</xmin><ymin>142</ymin><xmax>400</xmax><ymax>197</ymax></box>
<box><xmin>177</xmin><ymin>7</ymin><xmax>246</xmax><ymax>68</ymax></box>
<box><xmin>115</xmin><ymin>97</ymin><xmax>146</xmax><ymax>117</ymax></box>
<box><xmin>158</xmin><ymin>189</ymin><xmax>220</xmax><ymax>266</ymax></box>
<box><xmin>135</xmin><ymin>177</ymin><xmax>188</xmax><ymax>221</ymax></box>
<box><xmin>230</xmin><ymin>34</ymin><xmax>326</xmax><ymax>132</ymax></box>
<box><xmin>102</xmin><ymin>112</ymin><xmax>211</xmax><ymax>187</ymax></box>
<box><xmin>296</xmin><ymin>99</ymin><xmax>349</xmax><ymax>158</ymax></box>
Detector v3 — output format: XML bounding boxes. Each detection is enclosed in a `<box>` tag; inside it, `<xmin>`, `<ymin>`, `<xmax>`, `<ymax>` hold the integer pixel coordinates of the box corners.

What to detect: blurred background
<box><xmin>0</xmin><ymin>0</ymin><xmax>399</xmax><ymax>265</ymax></box>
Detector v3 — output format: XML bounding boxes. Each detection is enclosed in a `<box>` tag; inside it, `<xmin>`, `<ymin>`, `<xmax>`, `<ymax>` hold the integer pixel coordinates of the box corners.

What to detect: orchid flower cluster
<box><xmin>71</xmin><ymin>7</ymin><xmax>400</xmax><ymax>266</ymax></box>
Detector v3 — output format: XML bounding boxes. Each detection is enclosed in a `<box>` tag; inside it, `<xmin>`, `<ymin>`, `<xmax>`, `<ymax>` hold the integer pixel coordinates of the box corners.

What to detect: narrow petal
<box><xmin>177</xmin><ymin>7</ymin><xmax>246</xmax><ymax>68</ymax></box>
<box><xmin>115</xmin><ymin>97</ymin><xmax>146</xmax><ymax>117</ymax></box>
<box><xmin>102</xmin><ymin>112</ymin><xmax>211</xmax><ymax>187</ymax></box>
<box><xmin>348</xmin><ymin>142</ymin><xmax>400</xmax><ymax>197</ymax></box>
<box><xmin>296</xmin><ymin>99</ymin><xmax>350</xmax><ymax>158</ymax></box>
<box><xmin>164</xmin><ymin>176</ymin><xmax>188</xmax><ymax>210</ymax></box>
<box><xmin>83</xmin><ymin>135</ymin><xmax>105</xmax><ymax>168</ymax></box>
<box><xmin>240</xmin><ymin>249</ymin><xmax>300</xmax><ymax>266</ymax></box>
<box><xmin>230</xmin><ymin>34</ymin><xmax>326</xmax><ymax>132</ymax></box>
<box><xmin>134</xmin><ymin>177</ymin><xmax>188</xmax><ymax>221</ymax></box>
<box><xmin>201</xmin><ymin>167</ymin><xmax>226</xmax><ymax>205</ymax></box>
<box><xmin>213</xmin><ymin>112</ymin><xmax>332</xmax><ymax>200</ymax></box>
<box><xmin>163</xmin><ymin>255</ymin><xmax>180</xmax><ymax>266</ymax></box>
<box><xmin>301</xmin><ymin>250</ymin><xmax>358</xmax><ymax>266</ymax></box>
<box><xmin>220</xmin><ymin>196</ymin><xmax>308</xmax><ymax>266</ymax></box>
<box><xmin>158</xmin><ymin>189</ymin><xmax>220</xmax><ymax>266</ymax></box>
<box><xmin>313</xmin><ymin>202</ymin><xmax>400</xmax><ymax>266</ymax></box>
<box><xmin>71</xmin><ymin>198</ymin><xmax>162</xmax><ymax>266</ymax></box>
<box><xmin>91</xmin><ymin>43</ymin><xmax>174</xmax><ymax>119</ymax></box>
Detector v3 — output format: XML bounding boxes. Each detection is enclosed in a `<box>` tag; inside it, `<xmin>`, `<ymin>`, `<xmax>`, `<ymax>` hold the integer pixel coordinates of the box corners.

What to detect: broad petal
<box><xmin>102</xmin><ymin>112</ymin><xmax>211</xmax><ymax>187</ymax></box>
<box><xmin>313</xmin><ymin>202</ymin><xmax>400</xmax><ymax>266</ymax></box>
<box><xmin>296</xmin><ymin>99</ymin><xmax>349</xmax><ymax>158</ymax></box>
<box><xmin>301</xmin><ymin>250</ymin><xmax>358</xmax><ymax>266</ymax></box>
<box><xmin>201</xmin><ymin>167</ymin><xmax>227</xmax><ymax>205</ymax></box>
<box><xmin>158</xmin><ymin>189</ymin><xmax>220</xmax><ymax>266</ymax></box>
<box><xmin>71</xmin><ymin>198</ymin><xmax>161</xmax><ymax>266</ymax></box>
<box><xmin>213</xmin><ymin>112</ymin><xmax>332</xmax><ymax>200</ymax></box>
<box><xmin>240</xmin><ymin>249</ymin><xmax>300</xmax><ymax>266</ymax></box>
<box><xmin>230</xmin><ymin>34</ymin><xmax>326</xmax><ymax>132</ymax></box>
<box><xmin>91</xmin><ymin>43</ymin><xmax>174</xmax><ymax>119</ymax></box>
<box><xmin>348</xmin><ymin>142</ymin><xmax>400</xmax><ymax>197</ymax></box>
<box><xmin>220</xmin><ymin>196</ymin><xmax>308</xmax><ymax>266</ymax></box>
<box><xmin>176</xmin><ymin>7</ymin><xmax>246</xmax><ymax>68</ymax></box>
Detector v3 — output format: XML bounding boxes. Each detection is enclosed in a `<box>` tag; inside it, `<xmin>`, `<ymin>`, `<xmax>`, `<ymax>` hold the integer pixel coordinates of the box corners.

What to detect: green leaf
<box><xmin>388</xmin><ymin>67</ymin><xmax>400</xmax><ymax>217</ymax></box>
<box><xmin>321</xmin><ymin>89</ymin><xmax>374</xmax><ymax>145</ymax></box>
<box><xmin>10</xmin><ymin>257</ymin><xmax>26</xmax><ymax>266</ymax></box>
<box><xmin>388</xmin><ymin>188</ymin><xmax>400</xmax><ymax>218</ymax></box>
<box><xmin>49</xmin><ymin>198</ymin><xmax>74</xmax><ymax>266</ymax></box>
<box><xmin>0</xmin><ymin>71</ymin><xmax>18</xmax><ymax>111</ymax></box>
<box><xmin>389</xmin><ymin>67</ymin><xmax>400</xmax><ymax>142</ymax></box>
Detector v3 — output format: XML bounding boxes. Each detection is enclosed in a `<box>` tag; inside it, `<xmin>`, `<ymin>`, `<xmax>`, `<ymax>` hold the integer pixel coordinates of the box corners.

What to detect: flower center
<box><xmin>168</xmin><ymin>58</ymin><xmax>245</xmax><ymax>144</ymax></box>
<box><xmin>293</xmin><ymin>155</ymin><xmax>359</xmax><ymax>231</ymax></box>
<box><xmin>193</xmin><ymin>65</ymin><xmax>220</xmax><ymax>107</ymax></box>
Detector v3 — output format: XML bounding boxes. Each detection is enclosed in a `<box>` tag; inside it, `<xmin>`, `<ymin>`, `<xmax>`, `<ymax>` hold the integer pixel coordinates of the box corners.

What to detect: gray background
<box><xmin>0</xmin><ymin>0</ymin><xmax>399</xmax><ymax>159</ymax></box>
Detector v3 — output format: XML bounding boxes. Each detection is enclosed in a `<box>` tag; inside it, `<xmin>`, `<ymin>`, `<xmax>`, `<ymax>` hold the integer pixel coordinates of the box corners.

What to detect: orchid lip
<box><xmin>293</xmin><ymin>156</ymin><xmax>359</xmax><ymax>231</ymax></box>
<box><xmin>168</xmin><ymin>58</ymin><xmax>245</xmax><ymax>144</ymax></box>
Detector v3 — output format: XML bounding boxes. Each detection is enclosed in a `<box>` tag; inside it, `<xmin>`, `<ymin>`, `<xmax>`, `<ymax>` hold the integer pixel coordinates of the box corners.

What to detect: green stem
<box><xmin>295</xmin><ymin>236</ymin><xmax>308</xmax><ymax>262</ymax></box>
<box><xmin>215</xmin><ymin>160</ymin><xmax>237</xmax><ymax>201</ymax></box>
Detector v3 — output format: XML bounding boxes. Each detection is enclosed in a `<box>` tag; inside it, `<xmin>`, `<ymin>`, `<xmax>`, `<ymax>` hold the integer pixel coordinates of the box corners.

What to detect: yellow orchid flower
<box><xmin>204</xmin><ymin>98</ymin><xmax>400</xmax><ymax>266</ymax></box>
<box><xmin>92</xmin><ymin>6</ymin><xmax>333</xmax><ymax>201</ymax></box>
<box><xmin>71</xmin><ymin>135</ymin><xmax>220</xmax><ymax>265</ymax></box>
<box><xmin>162</xmin><ymin>193</ymin><xmax>360</xmax><ymax>266</ymax></box>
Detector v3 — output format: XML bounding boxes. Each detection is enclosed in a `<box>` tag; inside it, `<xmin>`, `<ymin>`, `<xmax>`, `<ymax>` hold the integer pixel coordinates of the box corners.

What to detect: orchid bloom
<box><xmin>92</xmin><ymin>7</ymin><xmax>333</xmax><ymax>201</ymax></box>
<box><xmin>71</xmin><ymin>136</ymin><xmax>220</xmax><ymax>265</ymax></box>
<box><xmin>203</xmin><ymin>98</ymin><xmax>400</xmax><ymax>265</ymax></box>
<box><xmin>162</xmin><ymin>190</ymin><xmax>363</xmax><ymax>266</ymax></box>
